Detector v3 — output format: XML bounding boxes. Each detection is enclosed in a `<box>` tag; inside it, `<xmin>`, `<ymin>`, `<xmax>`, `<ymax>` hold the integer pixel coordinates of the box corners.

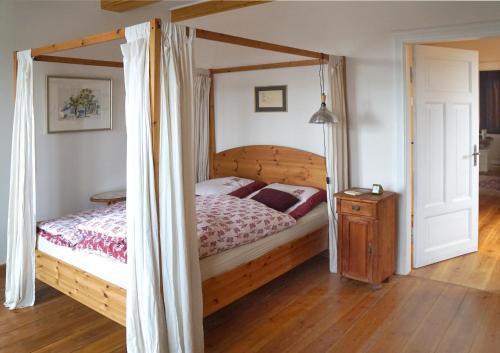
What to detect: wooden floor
<box><xmin>1</xmin><ymin>256</ymin><xmax>500</xmax><ymax>352</ymax></box>
<box><xmin>0</xmin><ymin>268</ymin><xmax>125</xmax><ymax>353</ymax></box>
<box><xmin>411</xmin><ymin>194</ymin><xmax>500</xmax><ymax>293</ymax></box>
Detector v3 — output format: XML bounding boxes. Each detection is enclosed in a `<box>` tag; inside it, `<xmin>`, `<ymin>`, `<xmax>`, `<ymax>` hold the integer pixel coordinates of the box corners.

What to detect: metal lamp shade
<box><xmin>309</xmin><ymin>103</ymin><xmax>339</xmax><ymax>124</ymax></box>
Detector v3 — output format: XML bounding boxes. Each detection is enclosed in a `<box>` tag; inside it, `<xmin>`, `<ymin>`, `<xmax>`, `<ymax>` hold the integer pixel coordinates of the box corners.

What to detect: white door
<box><xmin>413</xmin><ymin>45</ymin><xmax>479</xmax><ymax>268</ymax></box>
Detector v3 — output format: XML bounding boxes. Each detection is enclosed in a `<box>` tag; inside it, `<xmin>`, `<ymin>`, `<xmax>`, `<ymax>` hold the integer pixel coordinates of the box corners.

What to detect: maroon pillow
<box><xmin>289</xmin><ymin>190</ymin><xmax>327</xmax><ymax>219</ymax></box>
<box><xmin>228</xmin><ymin>181</ymin><xmax>267</xmax><ymax>198</ymax></box>
<box><xmin>251</xmin><ymin>188</ymin><xmax>300</xmax><ymax>212</ymax></box>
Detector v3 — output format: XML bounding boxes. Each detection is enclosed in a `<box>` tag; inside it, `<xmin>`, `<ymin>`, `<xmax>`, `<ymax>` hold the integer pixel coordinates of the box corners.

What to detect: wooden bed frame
<box><xmin>13</xmin><ymin>18</ymin><xmax>339</xmax><ymax>327</ymax></box>
<box><xmin>35</xmin><ymin>145</ymin><xmax>329</xmax><ymax>325</ymax></box>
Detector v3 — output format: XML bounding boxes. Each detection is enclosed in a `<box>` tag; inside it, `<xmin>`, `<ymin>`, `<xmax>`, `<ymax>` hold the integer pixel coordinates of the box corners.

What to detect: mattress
<box><xmin>37</xmin><ymin>235</ymin><xmax>128</xmax><ymax>288</ymax></box>
<box><xmin>36</xmin><ymin>203</ymin><xmax>328</xmax><ymax>288</ymax></box>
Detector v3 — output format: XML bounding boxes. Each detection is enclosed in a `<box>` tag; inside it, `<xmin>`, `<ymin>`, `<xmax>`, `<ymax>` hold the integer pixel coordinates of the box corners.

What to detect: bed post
<box><xmin>149</xmin><ymin>18</ymin><xmax>161</xmax><ymax>206</ymax></box>
<box><xmin>149</xmin><ymin>18</ymin><xmax>164</xmax><ymax>296</ymax></box>
<box><xmin>208</xmin><ymin>70</ymin><xmax>215</xmax><ymax>179</ymax></box>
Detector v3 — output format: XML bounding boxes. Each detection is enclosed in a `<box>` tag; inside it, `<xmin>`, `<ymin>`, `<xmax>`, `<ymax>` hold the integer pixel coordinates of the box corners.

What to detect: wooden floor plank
<box><xmin>363</xmin><ymin>279</ymin><xmax>448</xmax><ymax>353</ymax></box>
<box><xmin>323</xmin><ymin>277</ymin><xmax>421</xmax><ymax>353</ymax></box>
<box><xmin>72</xmin><ymin>329</ymin><xmax>126</xmax><ymax>353</ymax></box>
<box><xmin>31</xmin><ymin>319</ymin><xmax>123</xmax><ymax>353</ymax></box>
<box><xmin>487</xmin><ymin>256</ymin><xmax>500</xmax><ymax>293</ymax></box>
<box><xmin>254</xmin><ymin>280</ymin><xmax>371</xmax><ymax>353</ymax></box>
<box><xmin>469</xmin><ymin>292</ymin><xmax>500</xmax><ymax>353</ymax></box>
<box><xmin>288</xmin><ymin>281</ymin><xmax>393</xmax><ymax>353</ymax></box>
<box><xmin>434</xmin><ymin>289</ymin><xmax>495</xmax><ymax>353</ymax></box>
<box><xmin>401</xmin><ymin>284</ymin><xmax>468</xmax><ymax>353</ymax></box>
<box><xmin>223</xmin><ymin>285</ymin><xmax>331</xmax><ymax>353</ymax></box>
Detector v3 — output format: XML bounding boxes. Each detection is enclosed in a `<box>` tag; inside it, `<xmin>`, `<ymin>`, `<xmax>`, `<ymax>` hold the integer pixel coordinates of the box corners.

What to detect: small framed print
<box><xmin>47</xmin><ymin>76</ymin><xmax>112</xmax><ymax>133</ymax></box>
<box><xmin>371</xmin><ymin>184</ymin><xmax>384</xmax><ymax>195</ymax></box>
<box><xmin>255</xmin><ymin>85</ymin><xmax>287</xmax><ymax>112</ymax></box>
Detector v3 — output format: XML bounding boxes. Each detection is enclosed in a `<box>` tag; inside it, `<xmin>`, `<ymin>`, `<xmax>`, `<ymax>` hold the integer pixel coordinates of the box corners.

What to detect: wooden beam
<box><xmin>28</xmin><ymin>19</ymin><xmax>326</xmax><ymax>63</ymax></box>
<box><xmin>31</xmin><ymin>28</ymin><xmax>125</xmax><ymax>57</ymax></box>
<box><xmin>101</xmin><ymin>0</ymin><xmax>159</xmax><ymax>12</ymax></box>
<box><xmin>34</xmin><ymin>55</ymin><xmax>123</xmax><ymax>68</ymax></box>
<box><xmin>208</xmin><ymin>71</ymin><xmax>216</xmax><ymax>178</ymax></box>
<box><xmin>195</xmin><ymin>29</ymin><xmax>324</xmax><ymax>59</ymax></box>
<box><xmin>210</xmin><ymin>58</ymin><xmax>327</xmax><ymax>74</ymax></box>
<box><xmin>171</xmin><ymin>1</ymin><xmax>271</xmax><ymax>23</ymax></box>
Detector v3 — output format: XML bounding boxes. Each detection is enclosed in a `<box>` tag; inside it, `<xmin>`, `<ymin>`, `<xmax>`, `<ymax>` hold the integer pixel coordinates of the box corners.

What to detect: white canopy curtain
<box><xmin>326</xmin><ymin>55</ymin><xmax>349</xmax><ymax>273</ymax></box>
<box><xmin>159</xmin><ymin>22</ymin><xmax>204</xmax><ymax>353</ymax></box>
<box><xmin>193</xmin><ymin>72</ymin><xmax>211</xmax><ymax>182</ymax></box>
<box><xmin>122</xmin><ymin>21</ymin><xmax>204</xmax><ymax>353</ymax></box>
<box><xmin>4</xmin><ymin>50</ymin><xmax>37</xmax><ymax>310</ymax></box>
<box><xmin>121</xmin><ymin>23</ymin><xmax>168</xmax><ymax>352</ymax></box>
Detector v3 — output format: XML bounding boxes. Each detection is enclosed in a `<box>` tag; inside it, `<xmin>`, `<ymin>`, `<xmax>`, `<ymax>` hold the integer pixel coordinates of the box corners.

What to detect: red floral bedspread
<box><xmin>196</xmin><ymin>194</ymin><xmax>296</xmax><ymax>258</ymax></box>
<box><xmin>37</xmin><ymin>202</ymin><xmax>126</xmax><ymax>247</ymax></box>
<box><xmin>75</xmin><ymin>234</ymin><xmax>127</xmax><ymax>263</ymax></box>
<box><xmin>73</xmin><ymin>211</ymin><xmax>128</xmax><ymax>262</ymax></box>
<box><xmin>38</xmin><ymin>194</ymin><xmax>296</xmax><ymax>263</ymax></box>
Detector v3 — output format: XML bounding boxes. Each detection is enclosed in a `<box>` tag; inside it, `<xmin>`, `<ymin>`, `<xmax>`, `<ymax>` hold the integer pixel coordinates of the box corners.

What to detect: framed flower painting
<box><xmin>47</xmin><ymin>76</ymin><xmax>112</xmax><ymax>133</ymax></box>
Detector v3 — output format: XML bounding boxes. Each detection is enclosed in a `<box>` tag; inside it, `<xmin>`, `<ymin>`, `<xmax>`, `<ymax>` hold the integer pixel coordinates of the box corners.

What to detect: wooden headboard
<box><xmin>213</xmin><ymin>145</ymin><xmax>326</xmax><ymax>190</ymax></box>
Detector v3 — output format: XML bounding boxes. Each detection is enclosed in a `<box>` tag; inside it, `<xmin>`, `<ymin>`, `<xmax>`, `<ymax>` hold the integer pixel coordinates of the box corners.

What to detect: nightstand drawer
<box><xmin>340</xmin><ymin>200</ymin><xmax>376</xmax><ymax>218</ymax></box>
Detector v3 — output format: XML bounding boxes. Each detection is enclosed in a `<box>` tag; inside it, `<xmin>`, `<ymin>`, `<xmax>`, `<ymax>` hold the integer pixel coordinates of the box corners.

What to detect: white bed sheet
<box><xmin>36</xmin><ymin>203</ymin><xmax>328</xmax><ymax>287</ymax></box>
<box><xmin>37</xmin><ymin>236</ymin><xmax>128</xmax><ymax>288</ymax></box>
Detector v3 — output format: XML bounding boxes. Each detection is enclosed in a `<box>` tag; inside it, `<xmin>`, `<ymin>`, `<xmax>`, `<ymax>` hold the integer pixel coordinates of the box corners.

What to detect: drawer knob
<box><xmin>352</xmin><ymin>204</ymin><xmax>361</xmax><ymax>211</ymax></box>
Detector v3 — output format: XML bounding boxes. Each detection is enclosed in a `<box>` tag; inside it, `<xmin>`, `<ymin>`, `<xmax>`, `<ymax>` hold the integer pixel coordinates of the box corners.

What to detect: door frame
<box><xmin>394</xmin><ymin>20</ymin><xmax>500</xmax><ymax>275</ymax></box>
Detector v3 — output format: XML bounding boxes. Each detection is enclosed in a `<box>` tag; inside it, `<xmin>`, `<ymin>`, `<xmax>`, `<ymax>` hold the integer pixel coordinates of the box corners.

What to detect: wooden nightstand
<box><xmin>335</xmin><ymin>189</ymin><xmax>397</xmax><ymax>288</ymax></box>
<box><xmin>90</xmin><ymin>190</ymin><xmax>126</xmax><ymax>205</ymax></box>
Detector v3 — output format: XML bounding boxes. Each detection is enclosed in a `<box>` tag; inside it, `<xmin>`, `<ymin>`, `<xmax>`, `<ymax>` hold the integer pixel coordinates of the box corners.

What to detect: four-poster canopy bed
<box><xmin>11</xmin><ymin>18</ymin><xmax>343</xmax><ymax>327</ymax></box>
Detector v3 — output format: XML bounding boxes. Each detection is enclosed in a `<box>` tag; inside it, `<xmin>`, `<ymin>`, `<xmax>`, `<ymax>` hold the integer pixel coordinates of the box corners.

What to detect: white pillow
<box><xmin>196</xmin><ymin>177</ymin><xmax>258</xmax><ymax>197</ymax></box>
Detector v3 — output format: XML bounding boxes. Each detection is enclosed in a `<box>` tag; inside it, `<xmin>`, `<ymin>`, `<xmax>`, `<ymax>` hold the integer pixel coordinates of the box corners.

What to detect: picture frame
<box><xmin>47</xmin><ymin>76</ymin><xmax>112</xmax><ymax>133</ymax></box>
<box><xmin>254</xmin><ymin>85</ymin><xmax>287</xmax><ymax>112</ymax></box>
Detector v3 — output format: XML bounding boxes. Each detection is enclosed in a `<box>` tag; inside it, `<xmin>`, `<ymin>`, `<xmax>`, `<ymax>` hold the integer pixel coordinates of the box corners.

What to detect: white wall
<box><xmin>34</xmin><ymin>63</ymin><xmax>126</xmax><ymax>221</ymax></box>
<box><xmin>214</xmin><ymin>66</ymin><xmax>324</xmax><ymax>155</ymax></box>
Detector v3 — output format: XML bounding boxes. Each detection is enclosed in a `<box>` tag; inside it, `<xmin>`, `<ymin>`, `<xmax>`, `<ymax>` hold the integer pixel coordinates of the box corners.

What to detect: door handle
<box><xmin>473</xmin><ymin>145</ymin><xmax>480</xmax><ymax>167</ymax></box>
